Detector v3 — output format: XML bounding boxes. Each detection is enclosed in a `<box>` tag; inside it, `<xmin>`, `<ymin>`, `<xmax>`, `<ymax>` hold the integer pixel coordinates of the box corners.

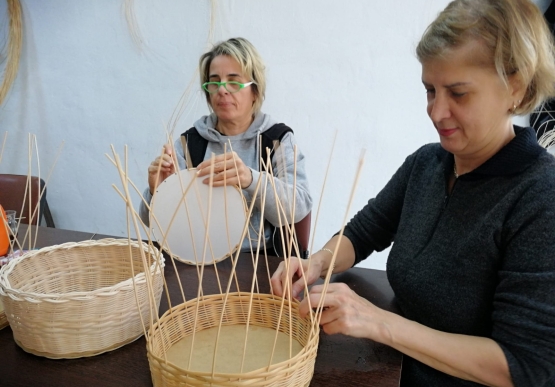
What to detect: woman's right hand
<box><xmin>148</xmin><ymin>144</ymin><xmax>175</xmax><ymax>194</ymax></box>
<box><xmin>270</xmin><ymin>255</ymin><xmax>323</xmax><ymax>300</ymax></box>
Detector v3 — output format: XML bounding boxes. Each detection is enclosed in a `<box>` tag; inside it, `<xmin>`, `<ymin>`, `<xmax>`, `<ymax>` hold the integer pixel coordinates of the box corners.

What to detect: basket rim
<box><xmin>146</xmin><ymin>292</ymin><xmax>319</xmax><ymax>378</ymax></box>
<box><xmin>0</xmin><ymin>238</ymin><xmax>165</xmax><ymax>302</ymax></box>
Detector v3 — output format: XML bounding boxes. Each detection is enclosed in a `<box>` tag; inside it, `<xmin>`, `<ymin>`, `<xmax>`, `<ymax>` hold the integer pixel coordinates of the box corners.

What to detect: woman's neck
<box><xmin>454</xmin><ymin>121</ymin><xmax>515</xmax><ymax>176</ymax></box>
<box><xmin>216</xmin><ymin>115</ymin><xmax>254</xmax><ymax>136</ymax></box>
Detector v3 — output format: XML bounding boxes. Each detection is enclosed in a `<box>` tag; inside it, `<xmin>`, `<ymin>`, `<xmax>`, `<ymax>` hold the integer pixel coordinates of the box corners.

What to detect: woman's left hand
<box><xmin>300</xmin><ymin>282</ymin><xmax>389</xmax><ymax>341</ymax></box>
<box><xmin>196</xmin><ymin>151</ymin><xmax>253</xmax><ymax>189</ymax></box>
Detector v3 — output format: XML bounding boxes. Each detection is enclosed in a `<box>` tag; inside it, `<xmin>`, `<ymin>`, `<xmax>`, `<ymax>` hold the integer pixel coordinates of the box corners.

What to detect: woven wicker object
<box><xmin>0</xmin><ymin>300</ymin><xmax>7</xmax><ymax>330</ymax></box>
<box><xmin>0</xmin><ymin>238</ymin><xmax>165</xmax><ymax>358</ymax></box>
<box><xmin>147</xmin><ymin>292</ymin><xmax>318</xmax><ymax>387</ymax></box>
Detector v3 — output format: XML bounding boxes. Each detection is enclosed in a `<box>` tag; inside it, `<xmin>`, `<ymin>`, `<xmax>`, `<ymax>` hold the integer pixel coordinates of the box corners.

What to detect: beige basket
<box><xmin>0</xmin><ymin>300</ymin><xmax>7</xmax><ymax>330</ymax></box>
<box><xmin>147</xmin><ymin>292</ymin><xmax>319</xmax><ymax>387</ymax></box>
<box><xmin>0</xmin><ymin>238</ymin><xmax>165</xmax><ymax>358</ymax></box>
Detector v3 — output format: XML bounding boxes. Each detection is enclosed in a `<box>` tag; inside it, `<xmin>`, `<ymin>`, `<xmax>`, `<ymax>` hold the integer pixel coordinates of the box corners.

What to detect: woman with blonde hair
<box><xmin>272</xmin><ymin>0</ymin><xmax>555</xmax><ymax>385</ymax></box>
<box><xmin>141</xmin><ymin>37</ymin><xmax>312</xmax><ymax>253</ymax></box>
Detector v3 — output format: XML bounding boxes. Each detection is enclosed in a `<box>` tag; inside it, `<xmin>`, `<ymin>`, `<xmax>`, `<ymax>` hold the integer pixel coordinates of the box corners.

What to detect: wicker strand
<box><xmin>123</xmin><ymin>0</ymin><xmax>144</xmax><ymax>51</ymax></box>
<box><xmin>166</xmin><ymin>0</ymin><xmax>219</xmax><ymax>137</ymax></box>
<box><xmin>188</xmin><ymin>154</ymin><xmax>218</xmax><ymax>370</ymax></box>
<box><xmin>315</xmin><ymin>151</ymin><xmax>366</xmax><ymax>330</ymax></box>
<box><xmin>208</xmin><ymin>167</ymin><xmax>265</xmax><ymax>374</ymax></box>
<box><xmin>110</xmin><ymin>145</ymin><xmax>168</xmax><ymax>354</ymax></box>
<box><xmin>260</xmin><ymin>152</ymin><xmax>302</xmax><ymax>366</ymax></box>
<box><xmin>305</xmin><ymin>131</ymin><xmax>338</xmax><ymax>315</ymax></box>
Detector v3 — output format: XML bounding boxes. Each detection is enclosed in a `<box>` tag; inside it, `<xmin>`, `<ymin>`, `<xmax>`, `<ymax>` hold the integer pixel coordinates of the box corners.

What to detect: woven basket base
<box><xmin>166</xmin><ymin>324</ymin><xmax>303</xmax><ymax>374</ymax></box>
<box><xmin>14</xmin><ymin>331</ymin><xmax>144</xmax><ymax>359</ymax></box>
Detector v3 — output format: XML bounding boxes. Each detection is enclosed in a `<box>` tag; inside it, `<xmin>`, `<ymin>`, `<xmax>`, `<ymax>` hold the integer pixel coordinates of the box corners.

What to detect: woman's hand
<box><xmin>148</xmin><ymin>144</ymin><xmax>175</xmax><ymax>194</ymax></box>
<box><xmin>301</xmin><ymin>283</ymin><xmax>513</xmax><ymax>386</ymax></box>
<box><xmin>196</xmin><ymin>152</ymin><xmax>253</xmax><ymax>189</ymax></box>
<box><xmin>299</xmin><ymin>282</ymin><xmax>387</xmax><ymax>340</ymax></box>
<box><xmin>270</xmin><ymin>256</ymin><xmax>323</xmax><ymax>300</ymax></box>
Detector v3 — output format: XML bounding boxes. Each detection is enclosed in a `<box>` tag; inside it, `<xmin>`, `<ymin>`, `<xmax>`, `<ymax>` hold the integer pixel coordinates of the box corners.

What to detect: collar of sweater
<box><xmin>439</xmin><ymin>126</ymin><xmax>546</xmax><ymax>179</ymax></box>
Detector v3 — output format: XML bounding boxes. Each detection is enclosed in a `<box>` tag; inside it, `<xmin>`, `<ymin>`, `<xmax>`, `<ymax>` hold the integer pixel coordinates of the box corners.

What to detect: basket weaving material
<box><xmin>0</xmin><ymin>238</ymin><xmax>164</xmax><ymax>358</ymax></box>
<box><xmin>147</xmin><ymin>292</ymin><xmax>319</xmax><ymax>387</ymax></box>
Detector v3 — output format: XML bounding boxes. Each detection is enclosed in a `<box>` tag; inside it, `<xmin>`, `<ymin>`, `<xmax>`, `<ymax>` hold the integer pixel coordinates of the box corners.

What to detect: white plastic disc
<box><xmin>150</xmin><ymin>169</ymin><xmax>247</xmax><ymax>265</ymax></box>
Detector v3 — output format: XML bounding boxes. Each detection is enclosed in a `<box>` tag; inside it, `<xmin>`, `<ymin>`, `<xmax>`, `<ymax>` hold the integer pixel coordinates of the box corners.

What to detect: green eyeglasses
<box><xmin>202</xmin><ymin>81</ymin><xmax>256</xmax><ymax>94</ymax></box>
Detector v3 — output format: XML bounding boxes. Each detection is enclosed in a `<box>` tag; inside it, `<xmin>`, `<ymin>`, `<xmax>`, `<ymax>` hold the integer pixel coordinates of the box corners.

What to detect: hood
<box><xmin>193</xmin><ymin>112</ymin><xmax>278</xmax><ymax>142</ymax></box>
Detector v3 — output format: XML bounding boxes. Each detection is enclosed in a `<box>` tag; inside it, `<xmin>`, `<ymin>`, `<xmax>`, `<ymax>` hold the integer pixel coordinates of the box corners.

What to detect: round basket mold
<box><xmin>147</xmin><ymin>292</ymin><xmax>319</xmax><ymax>387</ymax></box>
<box><xmin>0</xmin><ymin>238</ymin><xmax>165</xmax><ymax>359</ymax></box>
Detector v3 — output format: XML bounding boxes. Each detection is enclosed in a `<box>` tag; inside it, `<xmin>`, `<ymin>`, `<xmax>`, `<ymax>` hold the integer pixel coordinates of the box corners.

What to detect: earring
<box><xmin>511</xmin><ymin>100</ymin><xmax>521</xmax><ymax>114</ymax></box>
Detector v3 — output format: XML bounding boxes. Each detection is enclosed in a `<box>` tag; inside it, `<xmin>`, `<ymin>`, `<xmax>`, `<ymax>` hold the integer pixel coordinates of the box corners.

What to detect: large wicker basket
<box><xmin>0</xmin><ymin>238</ymin><xmax>165</xmax><ymax>358</ymax></box>
<box><xmin>0</xmin><ymin>300</ymin><xmax>7</xmax><ymax>330</ymax></box>
<box><xmin>147</xmin><ymin>292</ymin><xmax>319</xmax><ymax>387</ymax></box>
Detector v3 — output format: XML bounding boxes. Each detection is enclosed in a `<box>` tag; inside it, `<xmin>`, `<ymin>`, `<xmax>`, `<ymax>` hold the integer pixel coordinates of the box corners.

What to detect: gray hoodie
<box><xmin>140</xmin><ymin>112</ymin><xmax>312</xmax><ymax>251</ymax></box>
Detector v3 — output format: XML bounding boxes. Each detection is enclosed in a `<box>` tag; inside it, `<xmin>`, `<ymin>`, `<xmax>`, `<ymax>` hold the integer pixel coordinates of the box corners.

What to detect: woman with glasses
<box><xmin>141</xmin><ymin>37</ymin><xmax>312</xmax><ymax>252</ymax></box>
<box><xmin>272</xmin><ymin>0</ymin><xmax>555</xmax><ymax>386</ymax></box>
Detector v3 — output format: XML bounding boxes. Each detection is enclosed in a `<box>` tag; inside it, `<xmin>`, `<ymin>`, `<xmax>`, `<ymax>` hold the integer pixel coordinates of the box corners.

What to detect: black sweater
<box><xmin>343</xmin><ymin>126</ymin><xmax>555</xmax><ymax>386</ymax></box>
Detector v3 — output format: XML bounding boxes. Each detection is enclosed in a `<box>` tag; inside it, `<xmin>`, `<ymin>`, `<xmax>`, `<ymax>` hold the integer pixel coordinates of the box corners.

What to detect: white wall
<box><xmin>0</xmin><ymin>0</ymin><xmax>529</xmax><ymax>270</ymax></box>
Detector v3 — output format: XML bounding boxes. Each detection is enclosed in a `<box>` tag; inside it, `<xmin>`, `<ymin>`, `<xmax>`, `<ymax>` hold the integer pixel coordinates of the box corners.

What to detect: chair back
<box><xmin>0</xmin><ymin>174</ymin><xmax>55</xmax><ymax>227</ymax></box>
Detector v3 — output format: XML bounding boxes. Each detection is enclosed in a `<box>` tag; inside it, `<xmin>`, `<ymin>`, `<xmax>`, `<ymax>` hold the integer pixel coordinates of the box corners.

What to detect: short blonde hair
<box><xmin>199</xmin><ymin>37</ymin><xmax>266</xmax><ymax>115</ymax></box>
<box><xmin>416</xmin><ymin>0</ymin><xmax>555</xmax><ymax>115</ymax></box>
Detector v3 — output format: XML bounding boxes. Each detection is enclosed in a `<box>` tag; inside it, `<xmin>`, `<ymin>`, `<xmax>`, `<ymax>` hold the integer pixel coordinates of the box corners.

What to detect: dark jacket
<box><xmin>343</xmin><ymin>126</ymin><xmax>555</xmax><ymax>386</ymax></box>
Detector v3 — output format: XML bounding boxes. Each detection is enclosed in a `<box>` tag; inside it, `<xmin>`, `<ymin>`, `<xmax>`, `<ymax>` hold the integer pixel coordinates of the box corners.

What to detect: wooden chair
<box><xmin>0</xmin><ymin>174</ymin><xmax>55</xmax><ymax>228</ymax></box>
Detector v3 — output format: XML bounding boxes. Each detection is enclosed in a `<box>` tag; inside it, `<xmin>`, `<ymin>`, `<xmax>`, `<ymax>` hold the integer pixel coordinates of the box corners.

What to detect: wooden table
<box><xmin>0</xmin><ymin>225</ymin><xmax>402</xmax><ymax>386</ymax></box>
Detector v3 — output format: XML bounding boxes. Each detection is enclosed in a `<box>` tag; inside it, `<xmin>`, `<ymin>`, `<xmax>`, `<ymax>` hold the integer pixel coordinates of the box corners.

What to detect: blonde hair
<box><xmin>199</xmin><ymin>37</ymin><xmax>266</xmax><ymax>115</ymax></box>
<box><xmin>416</xmin><ymin>0</ymin><xmax>555</xmax><ymax>115</ymax></box>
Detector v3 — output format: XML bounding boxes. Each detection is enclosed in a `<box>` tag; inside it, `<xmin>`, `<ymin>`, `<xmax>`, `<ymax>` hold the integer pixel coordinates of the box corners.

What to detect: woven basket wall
<box><xmin>0</xmin><ymin>300</ymin><xmax>7</xmax><ymax>330</ymax></box>
<box><xmin>0</xmin><ymin>238</ymin><xmax>165</xmax><ymax>358</ymax></box>
<box><xmin>147</xmin><ymin>292</ymin><xmax>319</xmax><ymax>387</ymax></box>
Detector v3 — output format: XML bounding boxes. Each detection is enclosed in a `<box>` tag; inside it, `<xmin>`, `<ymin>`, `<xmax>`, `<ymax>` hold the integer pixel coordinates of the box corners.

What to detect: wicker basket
<box><xmin>0</xmin><ymin>300</ymin><xmax>7</xmax><ymax>330</ymax></box>
<box><xmin>0</xmin><ymin>238</ymin><xmax>164</xmax><ymax>358</ymax></box>
<box><xmin>147</xmin><ymin>292</ymin><xmax>319</xmax><ymax>387</ymax></box>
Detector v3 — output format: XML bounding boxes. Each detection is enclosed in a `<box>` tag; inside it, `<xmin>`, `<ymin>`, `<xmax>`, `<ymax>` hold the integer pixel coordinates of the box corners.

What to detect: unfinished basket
<box><xmin>147</xmin><ymin>292</ymin><xmax>319</xmax><ymax>387</ymax></box>
<box><xmin>0</xmin><ymin>238</ymin><xmax>165</xmax><ymax>358</ymax></box>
